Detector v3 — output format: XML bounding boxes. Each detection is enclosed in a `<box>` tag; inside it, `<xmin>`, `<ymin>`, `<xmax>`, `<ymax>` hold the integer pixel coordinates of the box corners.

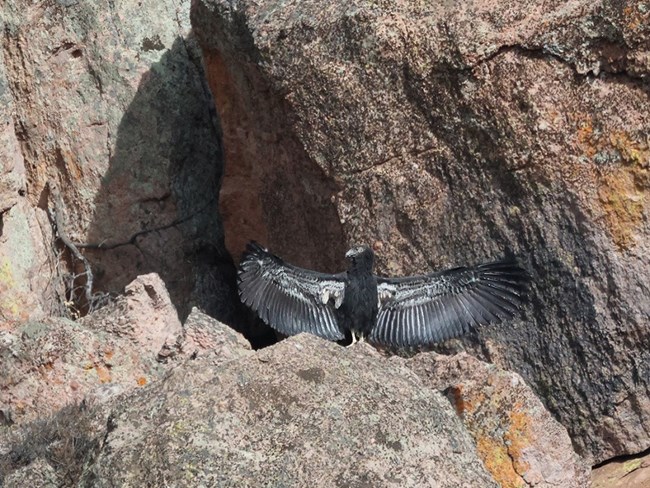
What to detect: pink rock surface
<box><xmin>192</xmin><ymin>0</ymin><xmax>650</xmax><ymax>463</ymax></box>
<box><xmin>0</xmin><ymin>47</ymin><xmax>59</xmax><ymax>322</ymax></box>
<box><xmin>80</xmin><ymin>273</ymin><xmax>182</xmax><ymax>355</ymax></box>
<box><xmin>0</xmin><ymin>202</ymin><xmax>59</xmax><ymax>322</ymax></box>
<box><xmin>0</xmin><ymin>0</ymin><xmax>236</xmax><ymax>326</ymax></box>
<box><xmin>0</xmin><ymin>316</ymin><xmax>163</xmax><ymax>425</ymax></box>
<box><xmin>592</xmin><ymin>449</ymin><xmax>650</xmax><ymax>488</ymax></box>
<box><xmin>79</xmin><ymin>335</ymin><xmax>499</xmax><ymax>487</ymax></box>
<box><xmin>0</xmin><ymin>273</ymin><xmax>249</xmax><ymax>425</ymax></box>
<box><xmin>409</xmin><ymin>352</ymin><xmax>590</xmax><ymax>488</ymax></box>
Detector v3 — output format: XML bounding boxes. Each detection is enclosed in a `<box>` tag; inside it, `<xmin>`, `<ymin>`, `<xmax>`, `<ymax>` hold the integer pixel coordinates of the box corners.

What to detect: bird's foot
<box><xmin>347</xmin><ymin>333</ymin><xmax>366</xmax><ymax>347</ymax></box>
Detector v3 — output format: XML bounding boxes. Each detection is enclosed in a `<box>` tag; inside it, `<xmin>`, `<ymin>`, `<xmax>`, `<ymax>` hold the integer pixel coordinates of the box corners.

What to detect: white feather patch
<box><xmin>320</xmin><ymin>289</ymin><xmax>330</xmax><ymax>305</ymax></box>
<box><xmin>320</xmin><ymin>285</ymin><xmax>345</xmax><ymax>308</ymax></box>
<box><xmin>333</xmin><ymin>290</ymin><xmax>343</xmax><ymax>309</ymax></box>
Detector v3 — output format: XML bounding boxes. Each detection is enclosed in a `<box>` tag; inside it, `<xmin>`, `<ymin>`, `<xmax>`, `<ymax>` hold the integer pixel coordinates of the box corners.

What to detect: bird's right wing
<box><xmin>371</xmin><ymin>259</ymin><xmax>528</xmax><ymax>347</ymax></box>
<box><xmin>238</xmin><ymin>242</ymin><xmax>346</xmax><ymax>340</ymax></box>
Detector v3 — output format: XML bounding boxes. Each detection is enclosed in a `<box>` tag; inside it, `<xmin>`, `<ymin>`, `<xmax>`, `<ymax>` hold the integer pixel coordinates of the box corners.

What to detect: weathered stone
<box><xmin>80</xmin><ymin>273</ymin><xmax>182</xmax><ymax>354</ymax></box>
<box><xmin>0</xmin><ymin>401</ymin><xmax>105</xmax><ymax>486</ymax></box>
<box><xmin>0</xmin><ymin>202</ymin><xmax>60</xmax><ymax>321</ymax></box>
<box><xmin>0</xmin><ymin>303</ymin><xmax>253</xmax><ymax>485</ymax></box>
<box><xmin>0</xmin><ymin>52</ymin><xmax>25</xmax><ymax>215</ymax></box>
<box><xmin>0</xmin><ymin>51</ymin><xmax>60</xmax><ymax>322</ymax></box>
<box><xmin>0</xmin><ymin>317</ymin><xmax>165</xmax><ymax>426</ymax></box>
<box><xmin>409</xmin><ymin>352</ymin><xmax>590</xmax><ymax>488</ymax></box>
<box><xmin>192</xmin><ymin>0</ymin><xmax>650</xmax><ymax>463</ymax></box>
<box><xmin>0</xmin><ymin>0</ymin><xmax>237</xmax><ymax>325</ymax></box>
<box><xmin>0</xmin><ymin>274</ymin><xmax>250</xmax><ymax>425</ymax></box>
<box><xmin>181</xmin><ymin>306</ymin><xmax>252</xmax><ymax>360</ymax></box>
<box><xmin>79</xmin><ymin>334</ymin><xmax>498</xmax><ymax>487</ymax></box>
<box><xmin>592</xmin><ymin>449</ymin><xmax>650</xmax><ymax>488</ymax></box>
<box><xmin>3</xmin><ymin>458</ymin><xmax>58</xmax><ymax>488</ymax></box>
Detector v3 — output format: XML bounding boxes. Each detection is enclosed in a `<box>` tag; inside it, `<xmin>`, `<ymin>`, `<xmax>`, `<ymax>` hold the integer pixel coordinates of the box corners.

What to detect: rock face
<box><xmin>181</xmin><ymin>305</ymin><xmax>253</xmax><ymax>361</ymax></box>
<box><xmin>0</xmin><ymin>298</ymin><xmax>254</xmax><ymax>487</ymax></box>
<box><xmin>79</xmin><ymin>273</ymin><xmax>183</xmax><ymax>355</ymax></box>
<box><xmin>408</xmin><ymin>352</ymin><xmax>590</xmax><ymax>488</ymax></box>
<box><xmin>592</xmin><ymin>449</ymin><xmax>650</xmax><ymax>488</ymax></box>
<box><xmin>0</xmin><ymin>0</ymin><xmax>237</xmax><ymax>325</ymax></box>
<box><xmin>0</xmin><ymin>273</ymin><xmax>245</xmax><ymax>426</ymax></box>
<box><xmin>2</xmin><ymin>326</ymin><xmax>588</xmax><ymax>487</ymax></box>
<box><xmin>3</xmin><ymin>458</ymin><xmax>59</xmax><ymax>488</ymax></box>
<box><xmin>1</xmin><ymin>274</ymin><xmax>579</xmax><ymax>488</ymax></box>
<box><xmin>80</xmin><ymin>334</ymin><xmax>498</xmax><ymax>488</ymax></box>
<box><xmin>192</xmin><ymin>0</ymin><xmax>650</xmax><ymax>463</ymax></box>
<box><xmin>0</xmin><ymin>51</ymin><xmax>60</xmax><ymax>321</ymax></box>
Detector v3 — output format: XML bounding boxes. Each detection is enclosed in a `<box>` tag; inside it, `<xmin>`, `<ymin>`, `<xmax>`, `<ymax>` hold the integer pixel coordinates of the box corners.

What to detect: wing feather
<box><xmin>473</xmin><ymin>285</ymin><xmax>519</xmax><ymax>317</ymax></box>
<box><xmin>377</xmin><ymin>308</ymin><xmax>389</xmax><ymax>339</ymax></box>
<box><xmin>465</xmin><ymin>288</ymin><xmax>500</xmax><ymax>323</ymax></box>
<box><xmin>438</xmin><ymin>301</ymin><xmax>449</xmax><ymax>343</ymax></box>
<box><xmin>426</xmin><ymin>301</ymin><xmax>439</xmax><ymax>343</ymax></box>
<box><xmin>370</xmin><ymin>258</ymin><xmax>529</xmax><ymax>347</ymax></box>
<box><xmin>238</xmin><ymin>242</ymin><xmax>346</xmax><ymax>341</ymax></box>
<box><xmin>406</xmin><ymin>307</ymin><xmax>414</xmax><ymax>345</ymax></box>
<box><xmin>448</xmin><ymin>295</ymin><xmax>462</xmax><ymax>336</ymax></box>
<box><xmin>455</xmin><ymin>292</ymin><xmax>482</xmax><ymax>330</ymax></box>
<box><xmin>416</xmin><ymin>305</ymin><xmax>426</xmax><ymax>343</ymax></box>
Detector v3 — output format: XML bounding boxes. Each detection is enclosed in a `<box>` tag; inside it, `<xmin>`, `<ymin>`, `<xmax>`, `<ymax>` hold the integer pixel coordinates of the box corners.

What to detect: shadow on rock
<box><xmin>80</xmin><ymin>36</ymin><xmax>274</xmax><ymax>347</ymax></box>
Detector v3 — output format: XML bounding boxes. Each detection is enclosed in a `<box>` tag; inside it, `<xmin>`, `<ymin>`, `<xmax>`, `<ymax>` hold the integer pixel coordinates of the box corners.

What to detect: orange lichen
<box><xmin>576</xmin><ymin>119</ymin><xmax>598</xmax><ymax>158</ymax></box>
<box><xmin>600</xmin><ymin>131</ymin><xmax>648</xmax><ymax>249</ymax></box>
<box><xmin>476</xmin><ymin>434</ymin><xmax>526</xmax><ymax>488</ymax></box>
<box><xmin>136</xmin><ymin>376</ymin><xmax>147</xmax><ymax>386</ymax></box>
<box><xmin>95</xmin><ymin>365</ymin><xmax>111</xmax><ymax>384</ymax></box>
<box><xmin>448</xmin><ymin>385</ymin><xmax>486</xmax><ymax>416</ymax></box>
<box><xmin>609</xmin><ymin>131</ymin><xmax>650</xmax><ymax>169</ymax></box>
<box><xmin>623</xmin><ymin>5</ymin><xmax>649</xmax><ymax>32</ymax></box>
<box><xmin>574</xmin><ymin>116</ymin><xmax>650</xmax><ymax>170</ymax></box>
<box><xmin>574</xmin><ymin>116</ymin><xmax>649</xmax><ymax>249</ymax></box>
<box><xmin>598</xmin><ymin>170</ymin><xmax>645</xmax><ymax>249</ymax></box>
<box><xmin>448</xmin><ymin>385</ymin><xmax>466</xmax><ymax>415</ymax></box>
<box><xmin>466</xmin><ymin>396</ymin><xmax>535</xmax><ymax>488</ymax></box>
<box><xmin>504</xmin><ymin>403</ymin><xmax>534</xmax><ymax>477</ymax></box>
<box><xmin>463</xmin><ymin>391</ymin><xmax>486</xmax><ymax>416</ymax></box>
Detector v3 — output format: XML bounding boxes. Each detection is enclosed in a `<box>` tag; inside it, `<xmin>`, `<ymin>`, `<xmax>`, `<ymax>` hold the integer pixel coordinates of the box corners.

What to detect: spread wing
<box><xmin>238</xmin><ymin>242</ymin><xmax>346</xmax><ymax>341</ymax></box>
<box><xmin>370</xmin><ymin>260</ymin><xmax>528</xmax><ymax>347</ymax></box>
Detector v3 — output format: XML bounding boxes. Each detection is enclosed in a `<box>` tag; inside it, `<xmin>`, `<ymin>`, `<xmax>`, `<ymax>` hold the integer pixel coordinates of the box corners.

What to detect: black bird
<box><xmin>237</xmin><ymin>241</ymin><xmax>528</xmax><ymax>347</ymax></box>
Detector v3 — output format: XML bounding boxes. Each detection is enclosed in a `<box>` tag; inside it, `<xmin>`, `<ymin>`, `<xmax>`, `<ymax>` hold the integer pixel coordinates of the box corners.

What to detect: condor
<box><xmin>238</xmin><ymin>242</ymin><xmax>528</xmax><ymax>347</ymax></box>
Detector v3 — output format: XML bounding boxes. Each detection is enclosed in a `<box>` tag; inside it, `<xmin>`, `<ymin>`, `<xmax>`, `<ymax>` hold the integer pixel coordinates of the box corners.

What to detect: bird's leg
<box><xmin>349</xmin><ymin>331</ymin><xmax>358</xmax><ymax>346</ymax></box>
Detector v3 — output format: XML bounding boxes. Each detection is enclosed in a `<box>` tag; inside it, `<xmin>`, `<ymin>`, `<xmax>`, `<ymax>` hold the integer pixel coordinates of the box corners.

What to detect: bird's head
<box><xmin>345</xmin><ymin>245</ymin><xmax>374</xmax><ymax>270</ymax></box>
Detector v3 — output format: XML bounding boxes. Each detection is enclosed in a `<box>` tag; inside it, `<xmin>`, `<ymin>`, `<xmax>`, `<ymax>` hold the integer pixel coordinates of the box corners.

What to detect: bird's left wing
<box><xmin>238</xmin><ymin>242</ymin><xmax>346</xmax><ymax>341</ymax></box>
<box><xmin>370</xmin><ymin>259</ymin><xmax>528</xmax><ymax>347</ymax></box>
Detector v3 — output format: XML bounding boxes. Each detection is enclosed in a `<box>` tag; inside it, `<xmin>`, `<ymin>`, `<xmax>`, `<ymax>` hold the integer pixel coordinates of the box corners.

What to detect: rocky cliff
<box><xmin>1</xmin><ymin>0</ymin><xmax>649</xmax><ymax>486</ymax></box>
<box><xmin>1</xmin><ymin>291</ymin><xmax>588</xmax><ymax>487</ymax></box>
<box><xmin>0</xmin><ymin>0</ymin><xmax>238</xmax><ymax>327</ymax></box>
<box><xmin>193</xmin><ymin>0</ymin><xmax>650</xmax><ymax>465</ymax></box>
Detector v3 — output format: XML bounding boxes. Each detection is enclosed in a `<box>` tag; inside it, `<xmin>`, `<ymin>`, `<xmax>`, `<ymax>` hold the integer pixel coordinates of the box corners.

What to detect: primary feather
<box><xmin>237</xmin><ymin>242</ymin><xmax>529</xmax><ymax>347</ymax></box>
<box><xmin>238</xmin><ymin>242</ymin><xmax>346</xmax><ymax>341</ymax></box>
<box><xmin>371</xmin><ymin>261</ymin><xmax>528</xmax><ymax>347</ymax></box>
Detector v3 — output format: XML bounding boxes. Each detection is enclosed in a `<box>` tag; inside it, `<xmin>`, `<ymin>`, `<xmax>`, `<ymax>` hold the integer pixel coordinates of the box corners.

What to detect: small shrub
<box><xmin>0</xmin><ymin>401</ymin><xmax>101</xmax><ymax>486</ymax></box>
